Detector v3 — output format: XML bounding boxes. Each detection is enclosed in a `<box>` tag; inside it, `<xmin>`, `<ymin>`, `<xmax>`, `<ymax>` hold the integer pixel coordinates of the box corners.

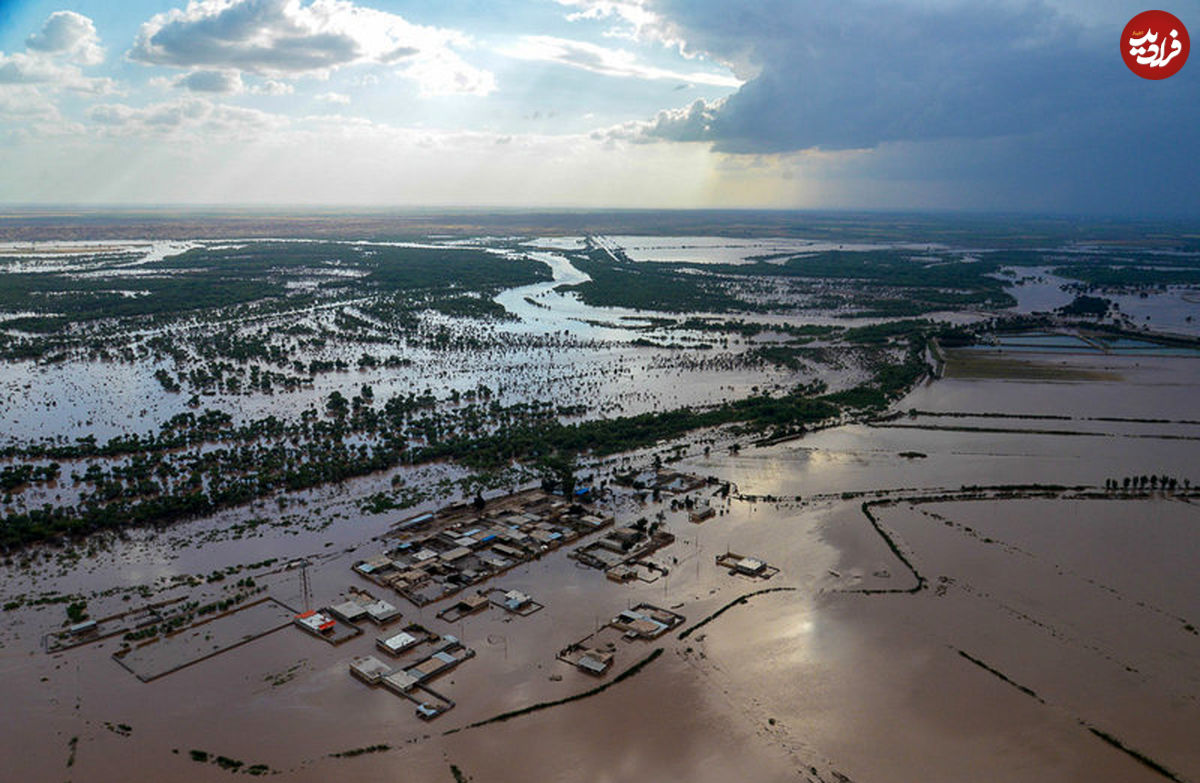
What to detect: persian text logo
<box><xmin>1122</xmin><ymin>10</ymin><xmax>1189</xmax><ymax>79</ymax></box>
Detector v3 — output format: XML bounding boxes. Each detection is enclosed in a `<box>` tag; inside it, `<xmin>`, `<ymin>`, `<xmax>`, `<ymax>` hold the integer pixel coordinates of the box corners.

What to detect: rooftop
<box><xmin>349</xmin><ymin>655</ymin><xmax>393</xmax><ymax>683</ymax></box>
<box><xmin>295</xmin><ymin>610</ymin><xmax>336</xmax><ymax>634</ymax></box>
<box><xmin>379</xmin><ymin>631</ymin><xmax>419</xmax><ymax>653</ymax></box>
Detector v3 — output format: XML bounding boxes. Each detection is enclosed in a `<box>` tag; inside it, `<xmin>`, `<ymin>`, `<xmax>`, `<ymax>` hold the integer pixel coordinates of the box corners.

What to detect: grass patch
<box><xmin>944</xmin><ymin>350</ymin><xmax>1120</xmax><ymax>381</ymax></box>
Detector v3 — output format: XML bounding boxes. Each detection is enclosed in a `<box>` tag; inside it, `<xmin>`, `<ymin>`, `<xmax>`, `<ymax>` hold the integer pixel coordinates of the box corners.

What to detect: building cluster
<box><xmin>293</xmin><ymin>590</ymin><xmax>403</xmax><ymax>644</ymax></box>
<box><xmin>286</xmin><ymin>481</ymin><xmax>725</xmax><ymax>721</ymax></box>
<box><xmin>609</xmin><ymin>604</ymin><xmax>685</xmax><ymax>640</ymax></box>
<box><xmin>616</xmin><ymin>469</ymin><xmax>709</xmax><ymax>495</ymax></box>
<box><xmin>328</xmin><ymin>593</ymin><xmax>402</xmax><ymax>625</ymax></box>
<box><xmin>558</xmin><ymin>603</ymin><xmax>685</xmax><ymax>677</ymax></box>
<box><xmin>348</xmin><ymin>635</ymin><xmax>474</xmax><ymax>720</ymax></box>
<box><xmin>354</xmin><ymin>489</ymin><xmax>613</xmax><ymax>606</ymax></box>
<box><xmin>571</xmin><ymin>523</ymin><xmax>676</xmax><ymax>580</ymax></box>
<box><xmin>435</xmin><ymin>587</ymin><xmax>545</xmax><ymax>622</ymax></box>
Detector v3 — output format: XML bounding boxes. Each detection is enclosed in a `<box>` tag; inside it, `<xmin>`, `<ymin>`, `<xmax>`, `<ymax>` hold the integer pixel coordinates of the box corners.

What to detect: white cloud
<box><xmin>25</xmin><ymin>11</ymin><xmax>105</xmax><ymax>66</ymax></box>
<box><xmin>400</xmin><ymin>49</ymin><xmax>496</xmax><ymax>97</ymax></box>
<box><xmin>0</xmin><ymin>85</ymin><xmax>63</xmax><ymax>122</ymax></box>
<box><xmin>502</xmin><ymin>35</ymin><xmax>739</xmax><ymax>87</ymax></box>
<box><xmin>88</xmin><ymin>97</ymin><xmax>285</xmax><ymax>138</ymax></box>
<box><xmin>0</xmin><ymin>52</ymin><xmax>69</xmax><ymax>85</ymax></box>
<box><xmin>174</xmin><ymin>69</ymin><xmax>245</xmax><ymax>93</ymax></box>
<box><xmin>596</xmin><ymin>97</ymin><xmax>721</xmax><ymax>144</ymax></box>
<box><xmin>0</xmin><ymin>110</ymin><xmax>732</xmax><ymax>207</ymax></box>
<box><xmin>556</xmin><ymin>1</ymin><xmax>660</xmax><ymax>40</ymax></box>
<box><xmin>0</xmin><ymin>53</ymin><xmax>119</xmax><ymax>95</ymax></box>
<box><xmin>0</xmin><ymin>12</ymin><xmax>116</xmax><ymax>96</ymax></box>
<box><xmin>129</xmin><ymin>0</ymin><xmax>494</xmax><ymax>96</ymax></box>
<box><xmin>315</xmin><ymin>90</ymin><xmax>350</xmax><ymax>104</ymax></box>
<box><xmin>254</xmin><ymin>79</ymin><xmax>294</xmax><ymax>95</ymax></box>
<box><xmin>154</xmin><ymin>71</ymin><xmax>294</xmax><ymax>95</ymax></box>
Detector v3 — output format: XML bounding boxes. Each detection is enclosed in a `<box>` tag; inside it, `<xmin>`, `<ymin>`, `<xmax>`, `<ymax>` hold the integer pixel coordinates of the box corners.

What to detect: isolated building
<box><xmin>501</xmin><ymin>590</ymin><xmax>532</xmax><ymax>612</ymax></box>
<box><xmin>735</xmin><ymin>557</ymin><xmax>766</xmax><ymax>576</ymax></box>
<box><xmin>294</xmin><ymin>610</ymin><xmax>336</xmax><ymax>637</ymax></box>
<box><xmin>575</xmin><ymin>649</ymin><xmax>614</xmax><ymax>676</ymax></box>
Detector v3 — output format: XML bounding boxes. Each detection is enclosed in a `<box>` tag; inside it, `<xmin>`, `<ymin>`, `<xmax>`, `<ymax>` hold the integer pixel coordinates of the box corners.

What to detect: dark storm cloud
<box><xmin>640</xmin><ymin>0</ymin><xmax>1200</xmax><ymax>214</ymax></box>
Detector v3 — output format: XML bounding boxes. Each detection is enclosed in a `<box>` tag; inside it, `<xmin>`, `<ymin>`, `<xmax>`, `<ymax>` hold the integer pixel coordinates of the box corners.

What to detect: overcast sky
<box><xmin>0</xmin><ymin>0</ymin><xmax>1196</xmax><ymax>215</ymax></box>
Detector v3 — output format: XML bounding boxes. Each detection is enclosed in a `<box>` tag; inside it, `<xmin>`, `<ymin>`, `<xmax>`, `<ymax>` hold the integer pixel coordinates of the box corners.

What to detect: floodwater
<box><xmin>1</xmin><ymin>243</ymin><xmax>822</xmax><ymax>446</ymax></box>
<box><xmin>1002</xmin><ymin>264</ymin><xmax>1200</xmax><ymax>337</ymax></box>
<box><xmin>2</xmin><ymin>346</ymin><xmax>1199</xmax><ymax>781</ymax></box>
<box><xmin>3</xmin><ymin>236</ymin><xmax>1200</xmax><ymax>781</ymax></box>
<box><xmin>597</xmin><ymin>235</ymin><xmax>945</xmax><ymax>265</ymax></box>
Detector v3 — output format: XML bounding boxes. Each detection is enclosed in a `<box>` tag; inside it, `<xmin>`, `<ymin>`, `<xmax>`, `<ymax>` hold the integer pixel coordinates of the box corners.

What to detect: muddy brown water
<box><xmin>2</xmin><ymin>353</ymin><xmax>1199</xmax><ymax>781</ymax></box>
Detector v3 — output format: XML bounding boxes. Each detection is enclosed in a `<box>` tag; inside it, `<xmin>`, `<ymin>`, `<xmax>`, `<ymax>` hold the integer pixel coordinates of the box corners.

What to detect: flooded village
<box><xmin>0</xmin><ymin>0</ymin><xmax>1194</xmax><ymax>775</ymax></box>
<box><xmin>1</xmin><ymin>221</ymin><xmax>1199</xmax><ymax>782</ymax></box>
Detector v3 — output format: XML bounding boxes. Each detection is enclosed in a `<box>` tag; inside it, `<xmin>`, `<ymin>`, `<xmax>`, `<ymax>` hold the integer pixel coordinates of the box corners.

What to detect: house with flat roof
<box><xmin>502</xmin><ymin>590</ymin><xmax>531</xmax><ymax>611</ymax></box>
<box><xmin>736</xmin><ymin>557</ymin><xmax>766</xmax><ymax>576</ymax></box>
<box><xmin>377</xmin><ymin>630</ymin><xmax>420</xmax><ymax>656</ymax></box>
<box><xmin>382</xmin><ymin>669</ymin><xmax>420</xmax><ymax>694</ymax></box>
<box><xmin>575</xmin><ymin>649</ymin><xmax>613</xmax><ymax>676</ymax></box>
<box><xmin>610</xmin><ymin>604</ymin><xmax>685</xmax><ymax>639</ymax></box>
<box><xmin>355</xmin><ymin>555</ymin><xmax>394</xmax><ymax>576</ymax></box>
<box><xmin>606</xmin><ymin>564</ymin><xmax>637</xmax><ymax>582</ymax></box>
<box><xmin>329</xmin><ymin>600</ymin><xmax>368</xmax><ymax>623</ymax></box>
<box><xmin>361</xmin><ymin>599</ymin><xmax>401</xmax><ymax>624</ymax></box>
<box><xmin>490</xmin><ymin>588</ymin><xmax>543</xmax><ymax>616</ymax></box>
<box><xmin>436</xmin><ymin>592</ymin><xmax>490</xmax><ymax>622</ymax></box>
<box><xmin>69</xmin><ymin>619</ymin><xmax>98</xmax><ymax>636</ymax></box>
<box><xmin>349</xmin><ymin>655</ymin><xmax>393</xmax><ymax>684</ymax></box>
<box><xmin>613</xmin><ymin>610</ymin><xmax>668</xmax><ymax>639</ymax></box>
<box><xmin>715</xmin><ymin>551</ymin><xmax>779</xmax><ymax>579</ymax></box>
<box><xmin>294</xmin><ymin>610</ymin><xmax>336</xmax><ymax>637</ymax></box>
<box><xmin>479</xmin><ymin>553</ymin><xmax>511</xmax><ymax>570</ymax></box>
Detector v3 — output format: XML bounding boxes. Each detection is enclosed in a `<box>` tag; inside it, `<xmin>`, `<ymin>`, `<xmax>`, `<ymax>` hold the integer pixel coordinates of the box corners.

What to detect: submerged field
<box><xmin>1</xmin><ymin>214</ymin><xmax>1198</xmax><ymax>782</ymax></box>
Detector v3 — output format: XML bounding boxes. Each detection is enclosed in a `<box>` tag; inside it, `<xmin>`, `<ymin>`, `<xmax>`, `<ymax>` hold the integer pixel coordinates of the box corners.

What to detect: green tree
<box><xmin>66</xmin><ymin>601</ymin><xmax>88</xmax><ymax>623</ymax></box>
<box><xmin>326</xmin><ymin>390</ymin><xmax>348</xmax><ymax>417</ymax></box>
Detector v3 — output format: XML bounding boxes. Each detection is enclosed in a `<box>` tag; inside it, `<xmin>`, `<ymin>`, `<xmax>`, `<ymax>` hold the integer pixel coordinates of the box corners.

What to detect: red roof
<box><xmin>297</xmin><ymin>610</ymin><xmax>336</xmax><ymax>631</ymax></box>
